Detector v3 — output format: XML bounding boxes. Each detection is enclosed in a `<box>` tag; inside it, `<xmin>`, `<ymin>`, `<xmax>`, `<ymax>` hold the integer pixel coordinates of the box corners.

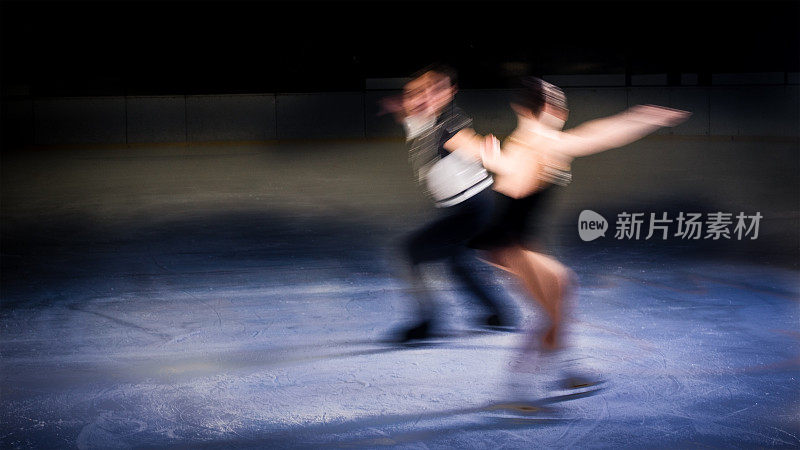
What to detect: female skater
<box><xmin>473</xmin><ymin>77</ymin><xmax>690</xmax><ymax>395</ymax></box>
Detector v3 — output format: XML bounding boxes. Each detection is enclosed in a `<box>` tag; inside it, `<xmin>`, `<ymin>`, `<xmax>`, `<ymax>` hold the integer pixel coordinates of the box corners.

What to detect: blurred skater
<box><xmin>472</xmin><ymin>77</ymin><xmax>690</xmax><ymax>398</ymax></box>
<box><xmin>383</xmin><ymin>65</ymin><xmax>515</xmax><ymax>342</ymax></box>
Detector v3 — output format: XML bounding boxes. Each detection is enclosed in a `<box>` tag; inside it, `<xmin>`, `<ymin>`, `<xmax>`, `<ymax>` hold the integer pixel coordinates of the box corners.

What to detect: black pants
<box><xmin>403</xmin><ymin>188</ymin><xmax>506</xmax><ymax>322</ymax></box>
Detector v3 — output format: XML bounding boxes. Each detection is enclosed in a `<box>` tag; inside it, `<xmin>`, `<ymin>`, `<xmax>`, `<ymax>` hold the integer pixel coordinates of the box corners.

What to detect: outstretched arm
<box><xmin>555</xmin><ymin>105</ymin><xmax>690</xmax><ymax>158</ymax></box>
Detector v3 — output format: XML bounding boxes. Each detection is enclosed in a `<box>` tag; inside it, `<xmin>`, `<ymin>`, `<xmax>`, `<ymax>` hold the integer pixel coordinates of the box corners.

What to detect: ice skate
<box><xmin>389</xmin><ymin>320</ymin><xmax>445</xmax><ymax>347</ymax></box>
<box><xmin>505</xmin><ymin>344</ymin><xmax>606</xmax><ymax>406</ymax></box>
<box><xmin>479</xmin><ymin>313</ymin><xmax>517</xmax><ymax>332</ymax></box>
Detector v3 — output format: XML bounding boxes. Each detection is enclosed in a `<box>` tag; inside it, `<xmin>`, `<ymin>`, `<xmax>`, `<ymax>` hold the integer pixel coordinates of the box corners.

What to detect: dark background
<box><xmin>0</xmin><ymin>1</ymin><xmax>798</xmax><ymax>267</ymax></box>
<box><xmin>2</xmin><ymin>1</ymin><xmax>799</xmax><ymax>96</ymax></box>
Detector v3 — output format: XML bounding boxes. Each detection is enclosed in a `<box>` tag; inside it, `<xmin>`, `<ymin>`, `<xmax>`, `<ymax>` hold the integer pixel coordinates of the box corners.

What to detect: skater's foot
<box><xmin>505</xmin><ymin>363</ymin><xmax>605</xmax><ymax>404</ymax></box>
<box><xmin>541</xmin><ymin>324</ymin><xmax>561</xmax><ymax>351</ymax></box>
<box><xmin>393</xmin><ymin>320</ymin><xmax>433</xmax><ymax>343</ymax></box>
<box><xmin>558</xmin><ymin>371</ymin><xmax>605</xmax><ymax>392</ymax></box>
<box><xmin>481</xmin><ymin>314</ymin><xmax>516</xmax><ymax>331</ymax></box>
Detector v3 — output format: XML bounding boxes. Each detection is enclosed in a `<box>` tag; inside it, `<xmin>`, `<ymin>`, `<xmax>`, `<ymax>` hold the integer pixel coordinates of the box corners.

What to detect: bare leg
<box><xmin>522</xmin><ymin>250</ymin><xmax>575</xmax><ymax>350</ymax></box>
<box><xmin>485</xmin><ymin>246</ymin><xmax>573</xmax><ymax>350</ymax></box>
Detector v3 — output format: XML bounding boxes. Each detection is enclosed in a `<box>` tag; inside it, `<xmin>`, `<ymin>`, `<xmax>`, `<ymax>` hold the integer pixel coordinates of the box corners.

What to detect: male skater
<box><xmin>385</xmin><ymin>65</ymin><xmax>514</xmax><ymax>342</ymax></box>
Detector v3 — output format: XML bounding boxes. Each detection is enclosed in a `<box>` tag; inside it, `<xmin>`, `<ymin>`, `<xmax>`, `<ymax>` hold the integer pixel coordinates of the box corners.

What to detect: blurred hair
<box><xmin>412</xmin><ymin>63</ymin><xmax>458</xmax><ymax>87</ymax></box>
<box><xmin>511</xmin><ymin>76</ymin><xmax>567</xmax><ymax>116</ymax></box>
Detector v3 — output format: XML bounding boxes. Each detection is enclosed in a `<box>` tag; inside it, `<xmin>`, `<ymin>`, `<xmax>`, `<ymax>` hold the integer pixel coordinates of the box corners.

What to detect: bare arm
<box><xmin>442</xmin><ymin>128</ymin><xmax>485</xmax><ymax>160</ymax></box>
<box><xmin>554</xmin><ymin>105</ymin><xmax>690</xmax><ymax>158</ymax></box>
<box><xmin>478</xmin><ymin>134</ymin><xmax>518</xmax><ymax>176</ymax></box>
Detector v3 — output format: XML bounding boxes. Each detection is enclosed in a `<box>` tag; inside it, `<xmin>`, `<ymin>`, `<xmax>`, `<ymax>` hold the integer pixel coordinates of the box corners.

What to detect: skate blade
<box><xmin>541</xmin><ymin>385</ymin><xmax>606</xmax><ymax>404</ymax></box>
<box><xmin>480</xmin><ymin>325</ymin><xmax>519</xmax><ymax>333</ymax></box>
<box><xmin>557</xmin><ymin>378</ymin><xmax>608</xmax><ymax>395</ymax></box>
<box><xmin>484</xmin><ymin>402</ymin><xmax>555</xmax><ymax>415</ymax></box>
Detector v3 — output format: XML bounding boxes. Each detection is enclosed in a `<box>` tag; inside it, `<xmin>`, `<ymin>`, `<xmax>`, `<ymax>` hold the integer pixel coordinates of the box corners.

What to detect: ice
<box><xmin>2</xmin><ymin>141</ymin><xmax>798</xmax><ymax>448</ymax></box>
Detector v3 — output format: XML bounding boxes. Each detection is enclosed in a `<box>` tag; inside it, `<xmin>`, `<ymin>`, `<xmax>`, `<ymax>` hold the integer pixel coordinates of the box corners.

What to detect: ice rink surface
<box><xmin>1</xmin><ymin>139</ymin><xmax>798</xmax><ymax>448</ymax></box>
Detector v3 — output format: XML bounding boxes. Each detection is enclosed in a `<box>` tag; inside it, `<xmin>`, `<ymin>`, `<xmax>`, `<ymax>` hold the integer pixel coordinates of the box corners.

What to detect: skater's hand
<box><xmin>626</xmin><ymin>105</ymin><xmax>691</xmax><ymax>127</ymax></box>
<box><xmin>480</xmin><ymin>134</ymin><xmax>502</xmax><ymax>169</ymax></box>
<box><xmin>378</xmin><ymin>94</ymin><xmax>404</xmax><ymax>117</ymax></box>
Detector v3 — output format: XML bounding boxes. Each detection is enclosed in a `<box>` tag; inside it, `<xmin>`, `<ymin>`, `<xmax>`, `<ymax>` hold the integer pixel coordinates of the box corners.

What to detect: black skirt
<box><xmin>469</xmin><ymin>186</ymin><xmax>556</xmax><ymax>250</ymax></box>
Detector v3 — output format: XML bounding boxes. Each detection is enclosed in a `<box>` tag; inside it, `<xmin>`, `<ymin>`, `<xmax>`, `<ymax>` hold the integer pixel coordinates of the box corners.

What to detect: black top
<box><xmin>435</xmin><ymin>106</ymin><xmax>473</xmax><ymax>158</ymax></box>
<box><xmin>407</xmin><ymin>103</ymin><xmax>493</xmax><ymax>207</ymax></box>
<box><xmin>468</xmin><ymin>187</ymin><xmax>557</xmax><ymax>250</ymax></box>
<box><xmin>408</xmin><ymin>104</ymin><xmax>474</xmax><ymax>181</ymax></box>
